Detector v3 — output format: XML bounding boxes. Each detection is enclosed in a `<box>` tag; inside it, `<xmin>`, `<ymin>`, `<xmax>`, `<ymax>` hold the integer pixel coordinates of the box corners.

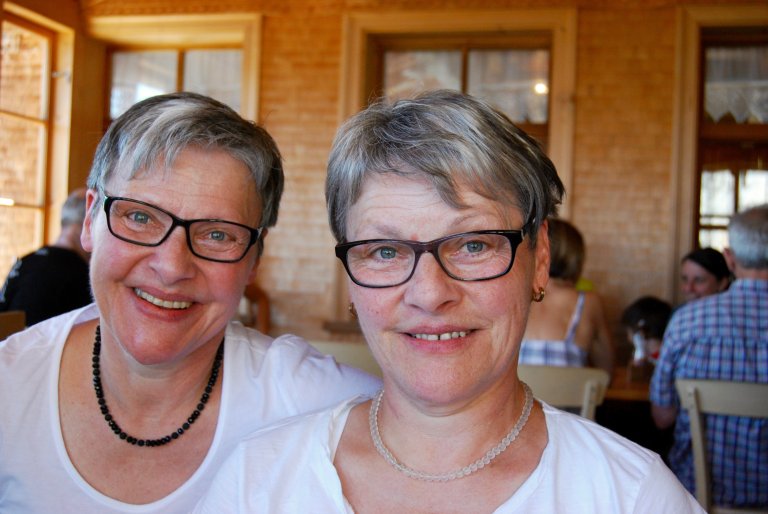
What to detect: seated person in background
<box><xmin>519</xmin><ymin>217</ymin><xmax>614</xmax><ymax>375</ymax></box>
<box><xmin>594</xmin><ymin>296</ymin><xmax>674</xmax><ymax>460</ymax></box>
<box><xmin>621</xmin><ymin>295</ymin><xmax>672</xmax><ymax>367</ymax></box>
<box><xmin>195</xmin><ymin>90</ymin><xmax>702</xmax><ymax>513</ymax></box>
<box><xmin>0</xmin><ymin>92</ymin><xmax>381</xmax><ymax>513</ymax></box>
<box><xmin>679</xmin><ymin>247</ymin><xmax>730</xmax><ymax>304</ymax></box>
<box><xmin>651</xmin><ymin>204</ymin><xmax>768</xmax><ymax>508</ymax></box>
<box><xmin>0</xmin><ymin>188</ymin><xmax>92</xmax><ymax>326</ymax></box>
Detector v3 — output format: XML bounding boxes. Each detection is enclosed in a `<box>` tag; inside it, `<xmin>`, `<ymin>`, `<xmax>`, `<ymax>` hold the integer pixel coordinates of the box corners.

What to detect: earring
<box><xmin>532</xmin><ymin>288</ymin><xmax>546</xmax><ymax>302</ymax></box>
<box><xmin>348</xmin><ymin>302</ymin><xmax>358</xmax><ymax>318</ymax></box>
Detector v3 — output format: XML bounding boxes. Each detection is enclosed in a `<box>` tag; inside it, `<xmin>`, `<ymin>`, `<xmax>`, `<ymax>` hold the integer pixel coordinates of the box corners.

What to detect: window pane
<box><xmin>0</xmin><ymin>205</ymin><xmax>43</xmax><ymax>281</ymax></box>
<box><xmin>467</xmin><ymin>49</ymin><xmax>549</xmax><ymax>123</ymax></box>
<box><xmin>739</xmin><ymin>169</ymin><xmax>768</xmax><ymax>209</ymax></box>
<box><xmin>384</xmin><ymin>51</ymin><xmax>461</xmax><ymax>100</ymax></box>
<box><xmin>184</xmin><ymin>49</ymin><xmax>242</xmax><ymax>112</ymax></box>
<box><xmin>110</xmin><ymin>51</ymin><xmax>178</xmax><ymax>119</ymax></box>
<box><xmin>0</xmin><ymin>113</ymin><xmax>45</xmax><ymax>205</ymax></box>
<box><xmin>700</xmin><ymin>169</ymin><xmax>735</xmax><ymax>217</ymax></box>
<box><xmin>0</xmin><ymin>20</ymin><xmax>49</xmax><ymax>119</ymax></box>
<box><xmin>704</xmin><ymin>46</ymin><xmax>768</xmax><ymax>124</ymax></box>
<box><xmin>699</xmin><ymin>228</ymin><xmax>729</xmax><ymax>251</ymax></box>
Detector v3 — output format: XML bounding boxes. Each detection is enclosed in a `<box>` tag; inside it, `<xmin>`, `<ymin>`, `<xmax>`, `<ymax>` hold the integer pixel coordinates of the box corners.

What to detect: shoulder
<box><xmin>222</xmin><ymin>322</ymin><xmax>381</xmax><ymax>412</ymax></box>
<box><xmin>0</xmin><ymin>305</ymin><xmax>96</xmax><ymax>357</ymax></box>
<box><xmin>542</xmin><ymin>404</ymin><xmax>657</xmax><ymax>469</ymax></box>
<box><xmin>195</xmin><ymin>398</ymin><xmax>361</xmax><ymax>513</ymax></box>
<box><xmin>580</xmin><ymin>291</ymin><xmax>606</xmax><ymax>315</ymax></box>
<box><xmin>238</xmin><ymin>396</ymin><xmax>362</xmax><ymax>454</ymax></box>
<box><xmin>533</xmin><ymin>405</ymin><xmax>702</xmax><ymax>512</ymax></box>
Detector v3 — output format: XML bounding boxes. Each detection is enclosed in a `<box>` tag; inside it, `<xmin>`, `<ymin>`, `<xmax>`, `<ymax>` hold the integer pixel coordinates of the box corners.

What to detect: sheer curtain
<box><xmin>705</xmin><ymin>46</ymin><xmax>768</xmax><ymax>123</ymax></box>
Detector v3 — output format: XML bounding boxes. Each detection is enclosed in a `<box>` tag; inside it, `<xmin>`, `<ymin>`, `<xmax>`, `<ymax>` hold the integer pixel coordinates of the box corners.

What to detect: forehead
<box><xmin>347</xmin><ymin>173</ymin><xmax>522</xmax><ymax>238</ymax></box>
<box><xmin>107</xmin><ymin>147</ymin><xmax>260</xmax><ymax>222</ymax></box>
<box><xmin>681</xmin><ymin>259</ymin><xmax>714</xmax><ymax>278</ymax></box>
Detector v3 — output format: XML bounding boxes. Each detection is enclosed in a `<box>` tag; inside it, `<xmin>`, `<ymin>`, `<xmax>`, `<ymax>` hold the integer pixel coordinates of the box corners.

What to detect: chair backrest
<box><xmin>517</xmin><ymin>365</ymin><xmax>610</xmax><ymax>420</ymax></box>
<box><xmin>675</xmin><ymin>379</ymin><xmax>768</xmax><ymax>514</ymax></box>
<box><xmin>0</xmin><ymin>310</ymin><xmax>26</xmax><ymax>340</ymax></box>
<box><xmin>310</xmin><ymin>341</ymin><xmax>382</xmax><ymax>378</ymax></box>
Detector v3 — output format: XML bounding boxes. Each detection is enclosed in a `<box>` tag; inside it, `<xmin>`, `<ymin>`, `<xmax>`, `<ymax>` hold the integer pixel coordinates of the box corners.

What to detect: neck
<box><xmin>53</xmin><ymin>225</ymin><xmax>89</xmax><ymax>262</ymax></box>
<box><xmin>548</xmin><ymin>277</ymin><xmax>576</xmax><ymax>289</ymax></box>
<box><xmin>375</xmin><ymin>379</ymin><xmax>530</xmax><ymax>472</ymax></box>
<box><xmin>734</xmin><ymin>269</ymin><xmax>768</xmax><ymax>281</ymax></box>
<box><xmin>96</xmin><ymin>329</ymin><xmax>224</xmax><ymax>415</ymax></box>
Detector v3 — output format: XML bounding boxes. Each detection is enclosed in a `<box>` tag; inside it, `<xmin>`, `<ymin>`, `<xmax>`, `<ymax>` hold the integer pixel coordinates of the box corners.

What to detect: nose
<box><xmin>147</xmin><ymin>226</ymin><xmax>196</xmax><ymax>283</ymax></box>
<box><xmin>402</xmin><ymin>252</ymin><xmax>460</xmax><ymax>312</ymax></box>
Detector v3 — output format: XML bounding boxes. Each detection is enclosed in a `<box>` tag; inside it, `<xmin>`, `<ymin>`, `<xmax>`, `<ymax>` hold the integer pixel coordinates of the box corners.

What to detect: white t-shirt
<box><xmin>196</xmin><ymin>399</ymin><xmax>705</xmax><ymax>514</ymax></box>
<box><xmin>0</xmin><ymin>304</ymin><xmax>381</xmax><ymax>513</ymax></box>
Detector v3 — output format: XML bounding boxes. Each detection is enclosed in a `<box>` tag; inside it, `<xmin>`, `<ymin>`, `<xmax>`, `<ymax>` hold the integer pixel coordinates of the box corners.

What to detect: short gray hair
<box><xmin>325</xmin><ymin>90</ymin><xmax>564</xmax><ymax>245</ymax></box>
<box><xmin>728</xmin><ymin>203</ymin><xmax>768</xmax><ymax>269</ymax></box>
<box><xmin>87</xmin><ymin>92</ymin><xmax>283</xmax><ymax>229</ymax></box>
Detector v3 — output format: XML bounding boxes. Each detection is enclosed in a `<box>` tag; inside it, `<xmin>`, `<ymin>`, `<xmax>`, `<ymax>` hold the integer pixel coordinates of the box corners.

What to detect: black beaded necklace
<box><xmin>91</xmin><ymin>325</ymin><xmax>224</xmax><ymax>447</ymax></box>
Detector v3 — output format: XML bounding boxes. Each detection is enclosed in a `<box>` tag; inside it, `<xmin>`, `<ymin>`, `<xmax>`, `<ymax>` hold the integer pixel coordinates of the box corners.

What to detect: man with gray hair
<box><xmin>0</xmin><ymin>188</ymin><xmax>91</xmax><ymax>325</ymax></box>
<box><xmin>650</xmin><ymin>203</ymin><xmax>768</xmax><ymax>509</ymax></box>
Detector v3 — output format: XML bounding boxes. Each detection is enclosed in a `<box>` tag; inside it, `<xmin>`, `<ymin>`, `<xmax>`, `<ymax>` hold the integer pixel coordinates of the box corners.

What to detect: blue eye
<box><xmin>377</xmin><ymin>246</ymin><xmax>397</xmax><ymax>259</ymax></box>
<box><xmin>465</xmin><ymin>241</ymin><xmax>485</xmax><ymax>253</ymax></box>
<box><xmin>128</xmin><ymin>211</ymin><xmax>151</xmax><ymax>224</ymax></box>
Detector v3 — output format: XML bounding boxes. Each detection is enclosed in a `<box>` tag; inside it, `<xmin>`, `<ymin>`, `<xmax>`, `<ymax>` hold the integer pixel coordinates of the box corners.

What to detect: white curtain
<box><xmin>705</xmin><ymin>46</ymin><xmax>768</xmax><ymax>123</ymax></box>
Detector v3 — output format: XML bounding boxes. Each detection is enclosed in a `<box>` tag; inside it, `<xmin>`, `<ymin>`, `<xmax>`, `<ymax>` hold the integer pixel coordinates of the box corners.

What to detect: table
<box><xmin>598</xmin><ymin>366</ymin><xmax>673</xmax><ymax>457</ymax></box>
<box><xmin>605</xmin><ymin>366</ymin><xmax>651</xmax><ymax>402</ymax></box>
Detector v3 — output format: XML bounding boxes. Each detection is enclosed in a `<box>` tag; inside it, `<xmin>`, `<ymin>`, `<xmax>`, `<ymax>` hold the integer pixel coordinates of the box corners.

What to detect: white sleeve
<box><xmin>631</xmin><ymin>457</ymin><xmax>705</xmax><ymax>514</ymax></box>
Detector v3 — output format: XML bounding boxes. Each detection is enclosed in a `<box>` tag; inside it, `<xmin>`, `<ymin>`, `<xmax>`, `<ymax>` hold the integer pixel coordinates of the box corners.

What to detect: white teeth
<box><xmin>412</xmin><ymin>331</ymin><xmax>467</xmax><ymax>341</ymax></box>
<box><xmin>135</xmin><ymin>288</ymin><xmax>192</xmax><ymax>310</ymax></box>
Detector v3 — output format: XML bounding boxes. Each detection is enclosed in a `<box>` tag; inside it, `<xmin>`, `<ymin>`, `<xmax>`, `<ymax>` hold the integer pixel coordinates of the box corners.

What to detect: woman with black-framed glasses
<box><xmin>197</xmin><ymin>90</ymin><xmax>702</xmax><ymax>513</ymax></box>
<box><xmin>0</xmin><ymin>92</ymin><xmax>380</xmax><ymax>512</ymax></box>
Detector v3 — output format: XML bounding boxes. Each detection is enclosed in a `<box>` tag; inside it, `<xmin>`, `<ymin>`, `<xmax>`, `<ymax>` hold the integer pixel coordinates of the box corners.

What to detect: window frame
<box><xmin>368</xmin><ymin>32</ymin><xmax>552</xmax><ymax>144</ymax></box>
<box><xmin>0</xmin><ymin>11</ymin><xmax>56</xmax><ymax>277</ymax></box>
<box><xmin>672</xmin><ymin>5</ymin><xmax>768</xmax><ymax>303</ymax></box>
<box><xmin>105</xmin><ymin>45</ymin><xmax>245</xmax><ymax>124</ymax></box>
<box><xmin>87</xmin><ymin>13</ymin><xmax>262</xmax><ymax>122</ymax></box>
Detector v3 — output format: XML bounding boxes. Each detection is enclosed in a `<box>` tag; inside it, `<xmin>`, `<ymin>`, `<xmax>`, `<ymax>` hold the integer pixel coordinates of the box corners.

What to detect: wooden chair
<box><xmin>0</xmin><ymin>310</ymin><xmax>26</xmax><ymax>340</ymax></box>
<box><xmin>310</xmin><ymin>341</ymin><xmax>382</xmax><ymax>378</ymax></box>
<box><xmin>675</xmin><ymin>379</ymin><xmax>768</xmax><ymax>514</ymax></box>
<box><xmin>517</xmin><ymin>365</ymin><xmax>610</xmax><ymax>420</ymax></box>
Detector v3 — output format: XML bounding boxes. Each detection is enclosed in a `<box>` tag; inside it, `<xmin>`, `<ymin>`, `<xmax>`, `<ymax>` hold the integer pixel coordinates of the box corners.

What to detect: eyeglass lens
<box><xmin>343</xmin><ymin>231</ymin><xmax>518</xmax><ymax>287</ymax></box>
<box><xmin>106</xmin><ymin>197</ymin><xmax>256</xmax><ymax>262</ymax></box>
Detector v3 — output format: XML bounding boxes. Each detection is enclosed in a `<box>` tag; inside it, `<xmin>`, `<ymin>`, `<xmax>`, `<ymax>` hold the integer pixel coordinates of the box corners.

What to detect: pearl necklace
<box><xmin>369</xmin><ymin>382</ymin><xmax>533</xmax><ymax>482</ymax></box>
<box><xmin>91</xmin><ymin>325</ymin><xmax>224</xmax><ymax>447</ymax></box>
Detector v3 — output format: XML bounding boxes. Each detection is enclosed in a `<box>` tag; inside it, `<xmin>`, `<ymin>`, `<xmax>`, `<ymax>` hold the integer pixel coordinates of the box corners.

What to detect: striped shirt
<box><xmin>650</xmin><ymin>279</ymin><xmax>768</xmax><ymax>507</ymax></box>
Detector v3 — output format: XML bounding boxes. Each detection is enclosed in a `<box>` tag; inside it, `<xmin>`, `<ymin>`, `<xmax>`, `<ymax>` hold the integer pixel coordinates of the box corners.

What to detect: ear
<box><xmin>80</xmin><ymin>189</ymin><xmax>100</xmax><ymax>252</ymax></box>
<box><xmin>723</xmin><ymin>247</ymin><xmax>737</xmax><ymax>273</ymax></box>
<box><xmin>532</xmin><ymin>220</ymin><xmax>550</xmax><ymax>291</ymax></box>
<box><xmin>246</xmin><ymin>227</ymin><xmax>268</xmax><ymax>283</ymax></box>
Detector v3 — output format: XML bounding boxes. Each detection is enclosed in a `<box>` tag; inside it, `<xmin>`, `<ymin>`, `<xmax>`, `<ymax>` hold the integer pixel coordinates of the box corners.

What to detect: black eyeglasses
<box><xmin>335</xmin><ymin>229</ymin><xmax>526</xmax><ymax>288</ymax></box>
<box><xmin>103</xmin><ymin>195</ymin><xmax>262</xmax><ymax>263</ymax></box>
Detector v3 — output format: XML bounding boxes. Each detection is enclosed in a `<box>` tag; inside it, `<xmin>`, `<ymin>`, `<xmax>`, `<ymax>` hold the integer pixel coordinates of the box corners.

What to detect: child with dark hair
<box><xmin>622</xmin><ymin>296</ymin><xmax>673</xmax><ymax>366</ymax></box>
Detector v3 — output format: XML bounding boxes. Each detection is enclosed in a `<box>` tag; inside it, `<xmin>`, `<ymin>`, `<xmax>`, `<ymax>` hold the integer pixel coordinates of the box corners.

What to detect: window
<box><xmin>0</xmin><ymin>14</ymin><xmax>53</xmax><ymax>278</ymax></box>
<box><xmin>696</xmin><ymin>30</ymin><xmax>768</xmax><ymax>249</ymax></box>
<box><xmin>109</xmin><ymin>47</ymin><xmax>243</xmax><ymax>119</ymax></box>
<box><xmin>370</xmin><ymin>34</ymin><xmax>551</xmax><ymax>144</ymax></box>
<box><xmin>87</xmin><ymin>13</ymin><xmax>261</xmax><ymax>121</ymax></box>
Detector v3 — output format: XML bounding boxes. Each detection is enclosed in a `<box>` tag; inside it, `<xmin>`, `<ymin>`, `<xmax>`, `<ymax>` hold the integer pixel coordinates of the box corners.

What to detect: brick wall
<box><xmin>66</xmin><ymin>0</ymin><xmax>764</xmax><ymax>351</ymax></box>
